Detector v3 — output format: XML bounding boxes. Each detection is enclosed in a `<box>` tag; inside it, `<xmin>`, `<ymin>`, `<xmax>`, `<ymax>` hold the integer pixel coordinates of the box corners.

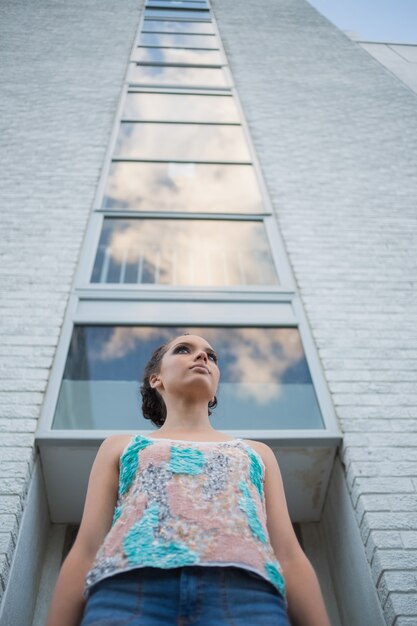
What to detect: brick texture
<box><xmin>210</xmin><ymin>0</ymin><xmax>417</xmax><ymax>624</ymax></box>
<box><xmin>1</xmin><ymin>0</ymin><xmax>417</xmax><ymax>624</ymax></box>
<box><xmin>0</xmin><ymin>0</ymin><xmax>141</xmax><ymax>599</ymax></box>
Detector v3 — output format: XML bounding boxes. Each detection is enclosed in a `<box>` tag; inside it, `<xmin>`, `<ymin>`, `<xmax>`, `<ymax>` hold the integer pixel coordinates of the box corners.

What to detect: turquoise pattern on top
<box><xmin>112</xmin><ymin>505</ymin><xmax>122</xmax><ymax>526</ymax></box>
<box><xmin>123</xmin><ymin>501</ymin><xmax>199</xmax><ymax>568</ymax></box>
<box><xmin>119</xmin><ymin>434</ymin><xmax>153</xmax><ymax>496</ymax></box>
<box><xmin>238</xmin><ymin>480</ymin><xmax>267</xmax><ymax>543</ymax></box>
<box><xmin>265</xmin><ymin>562</ymin><xmax>286</xmax><ymax>597</ymax></box>
<box><xmin>169</xmin><ymin>446</ymin><xmax>205</xmax><ymax>474</ymax></box>
<box><xmin>245</xmin><ymin>446</ymin><xmax>265</xmax><ymax>499</ymax></box>
<box><xmin>84</xmin><ymin>435</ymin><xmax>287</xmax><ymax>603</ymax></box>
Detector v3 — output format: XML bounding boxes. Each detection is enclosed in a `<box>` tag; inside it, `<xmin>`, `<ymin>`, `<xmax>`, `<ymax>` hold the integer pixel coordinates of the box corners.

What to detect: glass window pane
<box><xmin>91</xmin><ymin>218</ymin><xmax>279</xmax><ymax>287</ymax></box>
<box><xmin>114</xmin><ymin>123</ymin><xmax>250</xmax><ymax>161</ymax></box>
<box><xmin>128</xmin><ymin>64</ymin><xmax>227</xmax><ymax>88</ymax></box>
<box><xmin>103</xmin><ymin>162</ymin><xmax>264</xmax><ymax>213</ymax></box>
<box><xmin>122</xmin><ymin>93</ymin><xmax>239</xmax><ymax>123</ymax></box>
<box><xmin>144</xmin><ymin>9</ymin><xmax>211</xmax><ymax>20</ymax></box>
<box><xmin>132</xmin><ymin>47</ymin><xmax>222</xmax><ymax>65</ymax></box>
<box><xmin>52</xmin><ymin>326</ymin><xmax>324</xmax><ymax>430</ymax></box>
<box><xmin>143</xmin><ymin>20</ymin><xmax>214</xmax><ymax>33</ymax></box>
<box><xmin>148</xmin><ymin>1</ymin><xmax>209</xmax><ymax>9</ymax></box>
<box><xmin>150</xmin><ymin>0</ymin><xmax>208</xmax><ymax>3</ymax></box>
<box><xmin>138</xmin><ymin>33</ymin><xmax>218</xmax><ymax>48</ymax></box>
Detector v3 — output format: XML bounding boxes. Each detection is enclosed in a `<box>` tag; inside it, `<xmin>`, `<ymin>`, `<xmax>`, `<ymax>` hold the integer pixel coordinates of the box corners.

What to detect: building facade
<box><xmin>1</xmin><ymin>1</ymin><xmax>416</xmax><ymax>625</ymax></box>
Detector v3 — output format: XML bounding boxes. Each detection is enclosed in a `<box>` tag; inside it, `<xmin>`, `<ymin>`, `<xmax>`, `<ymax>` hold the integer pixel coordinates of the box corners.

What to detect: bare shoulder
<box><xmin>240</xmin><ymin>439</ymin><xmax>277</xmax><ymax>467</ymax></box>
<box><xmin>96</xmin><ymin>434</ymin><xmax>136</xmax><ymax>466</ymax></box>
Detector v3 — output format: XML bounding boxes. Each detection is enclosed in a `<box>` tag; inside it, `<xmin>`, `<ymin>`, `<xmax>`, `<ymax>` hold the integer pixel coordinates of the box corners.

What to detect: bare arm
<box><xmin>254</xmin><ymin>442</ymin><xmax>331</xmax><ymax>626</ymax></box>
<box><xmin>45</xmin><ymin>435</ymin><xmax>123</xmax><ymax>626</ymax></box>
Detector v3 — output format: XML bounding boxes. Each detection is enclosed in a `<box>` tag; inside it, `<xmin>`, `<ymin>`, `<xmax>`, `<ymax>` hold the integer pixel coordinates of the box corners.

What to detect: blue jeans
<box><xmin>80</xmin><ymin>566</ymin><xmax>290</xmax><ymax>626</ymax></box>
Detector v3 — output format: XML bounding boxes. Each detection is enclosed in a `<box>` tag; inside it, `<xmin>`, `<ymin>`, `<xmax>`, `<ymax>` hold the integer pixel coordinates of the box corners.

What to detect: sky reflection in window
<box><xmin>128</xmin><ymin>64</ymin><xmax>227</xmax><ymax>88</ymax></box>
<box><xmin>144</xmin><ymin>9</ymin><xmax>211</xmax><ymax>20</ymax></box>
<box><xmin>91</xmin><ymin>218</ymin><xmax>279</xmax><ymax>287</ymax></box>
<box><xmin>143</xmin><ymin>20</ymin><xmax>214</xmax><ymax>34</ymax></box>
<box><xmin>132</xmin><ymin>47</ymin><xmax>222</xmax><ymax>65</ymax></box>
<box><xmin>138</xmin><ymin>33</ymin><xmax>218</xmax><ymax>49</ymax></box>
<box><xmin>103</xmin><ymin>162</ymin><xmax>264</xmax><ymax>213</ymax></box>
<box><xmin>122</xmin><ymin>92</ymin><xmax>239</xmax><ymax>123</ymax></box>
<box><xmin>53</xmin><ymin>326</ymin><xmax>324</xmax><ymax>430</ymax></box>
<box><xmin>114</xmin><ymin>123</ymin><xmax>250</xmax><ymax>161</ymax></box>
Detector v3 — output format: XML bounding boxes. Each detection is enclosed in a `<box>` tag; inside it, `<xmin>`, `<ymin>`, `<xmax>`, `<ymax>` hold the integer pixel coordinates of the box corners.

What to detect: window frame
<box><xmin>113</xmin><ymin>120</ymin><xmax>252</xmax><ymax>162</ymax></box>
<box><xmin>137</xmin><ymin>32</ymin><xmax>219</xmax><ymax>49</ymax></box>
<box><xmin>93</xmin><ymin>82</ymin><xmax>270</xmax><ymax>212</ymax></box>
<box><xmin>148</xmin><ymin>2</ymin><xmax>209</xmax><ymax>8</ymax></box>
<box><xmin>127</xmin><ymin>61</ymin><xmax>230</xmax><ymax>89</ymax></box>
<box><xmin>75</xmin><ymin>212</ymin><xmax>294</xmax><ymax>291</ymax></box>
<box><xmin>37</xmin><ymin>293</ymin><xmax>340</xmax><ymax>444</ymax></box>
<box><xmin>142</xmin><ymin>19</ymin><xmax>215</xmax><ymax>34</ymax></box>
<box><xmin>131</xmin><ymin>46</ymin><xmax>224</xmax><ymax>66</ymax></box>
<box><xmin>121</xmin><ymin>89</ymin><xmax>240</xmax><ymax>123</ymax></box>
<box><xmin>35</xmin><ymin>0</ymin><xmax>341</xmax><ymax>527</ymax></box>
<box><xmin>143</xmin><ymin>9</ymin><xmax>212</xmax><ymax>22</ymax></box>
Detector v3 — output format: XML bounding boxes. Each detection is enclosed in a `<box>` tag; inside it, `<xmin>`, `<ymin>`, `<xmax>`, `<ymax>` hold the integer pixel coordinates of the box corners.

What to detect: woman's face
<box><xmin>150</xmin><ymin>334</ymin><xmax>220</xmax><ymax>403</ymax></box>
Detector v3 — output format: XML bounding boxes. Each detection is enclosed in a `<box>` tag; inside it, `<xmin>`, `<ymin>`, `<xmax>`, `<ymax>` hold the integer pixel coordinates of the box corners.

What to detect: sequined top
<box><xmin>84</xmin><ymin>434</ymin><xmax>286</xmax><ymax>599</ymax></box>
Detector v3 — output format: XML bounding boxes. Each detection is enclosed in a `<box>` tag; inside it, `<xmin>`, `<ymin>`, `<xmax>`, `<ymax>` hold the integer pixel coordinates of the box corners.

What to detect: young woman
<box><xmin>46</xmin><ymin>333</ymin><xmax>331</xmax><ymax>626</ymax></box>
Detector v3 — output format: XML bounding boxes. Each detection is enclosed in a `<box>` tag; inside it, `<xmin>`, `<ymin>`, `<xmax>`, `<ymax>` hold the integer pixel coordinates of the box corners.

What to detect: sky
<box><xmin>307</xmin><ymin>0</ymin><xmax>417</xmax><ymax>44</ymax></box>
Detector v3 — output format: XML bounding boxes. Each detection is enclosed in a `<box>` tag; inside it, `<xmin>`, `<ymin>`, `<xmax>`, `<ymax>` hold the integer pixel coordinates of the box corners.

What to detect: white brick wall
<box><xmin>1</xmin><ymin>0</ymin><xmax>416</xmax><ymax>623</ymax></box>
<box><xmin>210</xmin><ymin>0</ymin><xmax>417</xmax><ymax>623</ymax></box>
<box><xmin>0</xmin><ymin>0</ymin><xmax>141</xmax><ymax>599</ymax></box>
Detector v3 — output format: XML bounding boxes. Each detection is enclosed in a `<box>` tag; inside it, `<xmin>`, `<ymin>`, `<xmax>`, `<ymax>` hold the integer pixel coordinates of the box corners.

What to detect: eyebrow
<box><xmin>171</xmin><ymin>340</ymin><xmax>217</xmax><ymax>355</ymax></box>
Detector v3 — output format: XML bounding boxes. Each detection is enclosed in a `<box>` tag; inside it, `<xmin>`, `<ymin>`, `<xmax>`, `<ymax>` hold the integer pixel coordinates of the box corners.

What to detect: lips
<box><xmin>190</xmin><ymin>364</ymin><xmax>210</xmax><ymax>374</ymax></box>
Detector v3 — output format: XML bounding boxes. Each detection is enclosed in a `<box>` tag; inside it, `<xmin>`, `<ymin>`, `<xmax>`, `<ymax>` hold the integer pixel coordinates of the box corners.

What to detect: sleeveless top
<box><xmin>83</xmin><ymin>434</ymin><xmax>286</xmax><ymax>599</ymax></box>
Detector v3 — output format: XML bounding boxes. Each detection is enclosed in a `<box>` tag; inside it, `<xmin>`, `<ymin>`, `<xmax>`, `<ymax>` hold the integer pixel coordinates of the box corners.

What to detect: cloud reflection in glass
<box><xmin>103</xmin><ymin>162</ymin><xmax>264</xmax><ymax>214</ymax></box>
<box><xmin>142</xmin><ymin>20</ymin><xmax>214</xmax><ymax>34</ymax></box>
<box><xmin>122</xmin><ymin>92</ymin><xmax>239</xmax><ymax>123</ymax></box>
<box><xmin>128</xmin><ymin>64</ymin><xmax>227</xmax><ymax>87</ymax></box>
<box><xmin>91</xmin><ymin>218</ymin><xmax>279</xmax><ymax>287</ymax></box>
<box><xmin>138</xmin><ymin>33</ymin><xmax>218</xmax><ymax>49</ymax></box>
<box><xmin>114</xmin><ymin>123</ymin><xmax>250</xmax><ymax>162</ymax></box>
<box><xmin>53</xmin><ymin>326</ymin><xmax>324</xmax><ymax>431</ymax></box>
<box><xmin>132</xmin><ymin>47</ymin><xmax>222</xmax><ymax>65</ymax></box>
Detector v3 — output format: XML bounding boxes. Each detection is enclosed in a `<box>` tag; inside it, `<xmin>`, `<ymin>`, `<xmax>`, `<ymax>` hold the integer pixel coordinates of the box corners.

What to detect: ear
<box><xmin>149</xmin><ymin>374</ymin><xmax>161</xmax><ymax>390</ymax></box>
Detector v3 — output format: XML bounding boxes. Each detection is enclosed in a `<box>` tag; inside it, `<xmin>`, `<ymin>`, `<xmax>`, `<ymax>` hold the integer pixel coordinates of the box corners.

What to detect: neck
<box><xmin>158</xmin><ymin>396</ymin><xmax>215</xmax><ymax>435</ymax></box>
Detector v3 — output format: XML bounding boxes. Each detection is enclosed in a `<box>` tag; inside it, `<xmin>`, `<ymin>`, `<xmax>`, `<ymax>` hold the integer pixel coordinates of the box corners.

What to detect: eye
<box><xmin>208</xmin><ymin>352</ymin><xmax>218</xmax><ymax>363</ymax></box>
<box><xmin>173</xmin><ymin>344</ymin><xmax>189</xmax><ymax>354</ymax></box>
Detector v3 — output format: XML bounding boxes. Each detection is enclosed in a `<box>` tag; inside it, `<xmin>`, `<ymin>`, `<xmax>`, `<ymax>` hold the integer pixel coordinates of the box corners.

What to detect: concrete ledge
<box><xmin>0</xmin><ymin>460</ymin><xmax>50</xmax><ymax>626</ymax></box>
<box><xmin>321</xmin><ymin>458</ymin><xmax>386</xmax><ymax>626</ymax></box>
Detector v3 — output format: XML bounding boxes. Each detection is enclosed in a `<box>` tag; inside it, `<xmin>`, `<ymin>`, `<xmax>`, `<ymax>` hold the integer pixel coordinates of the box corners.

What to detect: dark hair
<box><xmin>140</xmin><ymin>336</ymin><xmax>218</xmax><ymax>428</ymax></box>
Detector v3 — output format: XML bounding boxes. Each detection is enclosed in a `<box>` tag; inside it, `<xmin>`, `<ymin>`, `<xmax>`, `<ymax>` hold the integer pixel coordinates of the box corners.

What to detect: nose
<box><xmin>195</xmin><ymin>350</ymin><xmax>208</xmax><ymax>363</ymax></box>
